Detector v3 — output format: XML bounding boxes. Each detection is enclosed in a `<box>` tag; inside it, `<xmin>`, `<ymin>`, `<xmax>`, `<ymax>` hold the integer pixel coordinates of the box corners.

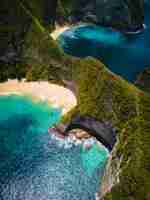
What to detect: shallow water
<box><xmin>58</xmin><ymin>2</ymin><xmax>150</xmax><ymax>82</ymax></box>
<box><xmin>0</xmin><ymin>95</ymin><xmax>108</xmax><ymax>200</ymax></box>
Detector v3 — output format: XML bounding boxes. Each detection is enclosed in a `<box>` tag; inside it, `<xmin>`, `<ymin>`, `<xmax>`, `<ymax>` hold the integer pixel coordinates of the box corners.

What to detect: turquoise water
<box><xmin>0</xmin><ymin>95</ymin><xmax>108</xmax><ymax>200</ymax></box>
<box><xmin>81</xmin><ymin>145</ymin><xmax>108</xmax><ymax>177</ymax></box>
<box><xmin>58</xmin><ymin>2</ymin><xmax>150</xmax><ymax>82</ymax></box>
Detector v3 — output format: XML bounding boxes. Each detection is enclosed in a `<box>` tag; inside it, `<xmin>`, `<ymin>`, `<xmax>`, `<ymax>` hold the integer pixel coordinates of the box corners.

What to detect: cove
<box><xmin>0</xmin><ymin>95</ymin><xmax>108</xmax><ymax>200</ymax></box>
<box><xmin>58</xmin><ymin>2</ymin><xmax>150</xmax><ymax>82</ymax></box>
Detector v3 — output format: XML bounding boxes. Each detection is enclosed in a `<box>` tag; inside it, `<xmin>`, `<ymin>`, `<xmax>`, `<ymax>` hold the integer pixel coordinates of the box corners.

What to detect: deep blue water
<box><xmin>0</xmin><ymin>95</ymin><xmax>108</xmax><ymax>200</ymax></box>
<box><xmin>58</xmin><ymin>2</ymin><xmax>150</xmax><ymax>82</ymax></box>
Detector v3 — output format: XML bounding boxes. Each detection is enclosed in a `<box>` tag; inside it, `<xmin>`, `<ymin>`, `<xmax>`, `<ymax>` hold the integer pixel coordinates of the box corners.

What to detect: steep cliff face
<box><xmin>60</xmin><ymin>58</ymin><xmax>150</xmax><ymax>200</ymax></box>
<box><xmin>71</xmin><ymin>0</ymin><xmax>144</xmax><ymax>31</ymax></box>
<box><xmin>99</xmin><ymin>93</ymin><xmax>150</xmax><ymax>200</ymax></box>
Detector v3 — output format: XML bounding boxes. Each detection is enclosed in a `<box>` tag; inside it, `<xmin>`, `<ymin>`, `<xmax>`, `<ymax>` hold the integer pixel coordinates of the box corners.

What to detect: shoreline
<box><xmin>51</xmin><ymin>25</ymin><xmax>70</xmax><ymax>40</ymax></box>
<box><xmin>48</xmin><ymin>126</ymin><xmax>110</xmax><ymax>153</ymax></box>
<box><xmin>50</xmin><ymin>22</ymin><xmax>96</xmax><ymax>40</ymax></box>
<box><xmin>0</xmin><ymin>79</ymin><xmax>77</xmax><ymax>115</ymax></box>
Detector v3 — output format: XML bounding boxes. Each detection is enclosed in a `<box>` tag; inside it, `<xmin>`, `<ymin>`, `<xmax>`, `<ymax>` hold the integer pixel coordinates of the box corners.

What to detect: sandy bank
<box><xmin>51</xmin><ymin>25</ymin><xmax>70</xmax><ymax>40</ymax></box>
<box><xmin>0</xmin><ymin>80</ymin><xmax>77</xmax><ymax>115</ymax></box>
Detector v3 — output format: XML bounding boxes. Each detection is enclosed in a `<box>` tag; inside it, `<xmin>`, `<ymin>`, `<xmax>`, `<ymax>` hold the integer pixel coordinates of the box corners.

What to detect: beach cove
<box><xmin>0</xmin><ymin>80</ymin><xmax>109</xmax><ymax>200</ymax></box>
<box><xmin>0</xmin><ymin>79</ymin><xmax>77</xmax><ymax>115</ymax></box>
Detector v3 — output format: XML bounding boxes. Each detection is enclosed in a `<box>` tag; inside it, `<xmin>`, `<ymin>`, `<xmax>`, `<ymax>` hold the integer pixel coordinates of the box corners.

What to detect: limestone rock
<box><xmin>75</xmin><ymin>129</ymin><xmax>91</xmax><ymax>139</ymax></box>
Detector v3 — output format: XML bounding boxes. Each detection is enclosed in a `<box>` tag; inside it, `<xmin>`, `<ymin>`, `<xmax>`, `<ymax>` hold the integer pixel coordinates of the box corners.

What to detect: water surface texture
<box><xmin>0</xmin><ymin>95</ymin><xmax>108</xmax><ymax>200</ymax></box>
<box><xmin>58</xmin><ymin>2</ymin><xmax>150</xmax><ymax>82</ymax></box>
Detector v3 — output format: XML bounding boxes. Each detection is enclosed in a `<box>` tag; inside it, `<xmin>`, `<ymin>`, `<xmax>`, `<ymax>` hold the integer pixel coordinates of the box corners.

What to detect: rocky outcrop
<box><xmin>65</xmin><ymin>115</ymin><xmax>117</xmax><ymax>151</ymax></box>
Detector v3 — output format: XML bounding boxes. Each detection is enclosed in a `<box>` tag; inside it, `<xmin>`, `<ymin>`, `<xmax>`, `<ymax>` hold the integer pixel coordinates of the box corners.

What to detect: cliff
<box><xmin>70</xmin><ymin>0</ymin><xmax>144</xmax><ymax>31</ymax></box>
<box><xmin>0</xmin><ymin>1</ymin><xmax>150</xmax><ymax>200</ymax></box>
<box><xmin>27</xmin><ymin>47</ymin><xmax>150</xmax><ymax>200</ymax></box>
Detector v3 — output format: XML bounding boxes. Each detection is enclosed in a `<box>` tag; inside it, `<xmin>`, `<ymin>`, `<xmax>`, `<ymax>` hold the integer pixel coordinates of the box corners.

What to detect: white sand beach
<box><xmin>0</xmin><ymin>80</ymin><xmax>77</xmax><ymax>115</ymax></box>
<box><xmin>51</xmin><ymin>25</ymin><xmax>70</xmax><ymax>40</ymax></box>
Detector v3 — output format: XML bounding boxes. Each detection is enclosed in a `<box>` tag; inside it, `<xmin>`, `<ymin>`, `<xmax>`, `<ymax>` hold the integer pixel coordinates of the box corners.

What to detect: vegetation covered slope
<box><xmin>102</xmin><ymin>93</ymin><xmax>150</xmax><ymax>200</ymax></box>
<box><xmin>26</xmin><ymin>30</ymin><xmax>150</xmax><ymax>199</ymax></box>
<box><xmin>23</xmin><ymin>7</ymin><xmax>150</xmax><ymax>200</ymax></box>
<box><xmin>0</xmin><ymin>1</ymin><xmax>150</xmax><ymax>200</ymax></box>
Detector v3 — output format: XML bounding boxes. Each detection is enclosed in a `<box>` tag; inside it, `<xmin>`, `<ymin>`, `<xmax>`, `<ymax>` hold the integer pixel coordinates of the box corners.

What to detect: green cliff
<box><xmin>69</xmin><ymin>0</ymin><xmax>144</xmax><ymax>31</ymax></box>
<box><xmin>24</xmin><ymin>25</ymin><xmax>150</xmax><ymax>199</ymax></box>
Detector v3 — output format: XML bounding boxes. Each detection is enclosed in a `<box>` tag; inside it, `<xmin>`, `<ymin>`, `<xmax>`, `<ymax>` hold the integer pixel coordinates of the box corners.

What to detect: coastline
<box><xmin>50</xmin><ymin>25</ymin><xmax>70</xmax><ymax>40</ymax></box>
<box><xmin>50</xmin><ymin>22</ymin><xmax>96</xmax><ymax>40</ymax></box>
<box><xmin>0</xmin><ymin>79</ymin><xmax>77</xmax><ymax>115</ymax></box>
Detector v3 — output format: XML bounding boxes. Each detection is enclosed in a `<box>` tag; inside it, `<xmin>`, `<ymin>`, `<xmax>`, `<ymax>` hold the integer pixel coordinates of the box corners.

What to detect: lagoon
<box><xmin>0</xmin><ymin>95</ymin><xmax>108</xmax><ymax>200</ymax></box>
<box><xmin>58</xmin><ymin>2</ymin><xmax>150</xmax><ymax>82</ymax></box>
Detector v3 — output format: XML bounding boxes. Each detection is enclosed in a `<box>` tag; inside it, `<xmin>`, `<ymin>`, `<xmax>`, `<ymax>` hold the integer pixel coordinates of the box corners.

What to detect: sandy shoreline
<box><xmin>50</xmin><ymin>23</ymin><xmax>94</xmax><ymax>40</ymax></box>
<box><xmin>50</xmin><ymin>25</ymin><xmax>70</xmax><ymax>40</ymax></box>
<box><xmin>0</xmin><ymin>80</ymin><xmax>77</xmax><ymax>115</ymax></box>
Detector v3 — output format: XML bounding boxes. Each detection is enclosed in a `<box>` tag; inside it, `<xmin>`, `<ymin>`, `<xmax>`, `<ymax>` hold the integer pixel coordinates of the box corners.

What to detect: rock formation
<box><xmin>65</xmin><ymin>115</ymin><xmax>117</xmax><ymax>151</ymax></box>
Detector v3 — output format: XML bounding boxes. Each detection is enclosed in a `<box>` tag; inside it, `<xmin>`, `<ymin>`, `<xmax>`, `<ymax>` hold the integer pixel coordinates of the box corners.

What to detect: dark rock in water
<box><xmin>70</xmin><ymin>0</ymin><xmax>144</xmax><ymax>32</ymax></box>
<box><xmin>136</xmin><ymin>68</ymin><xmax>150</xmax><ymax>91</ymax></box>
<box><xmin>65</xmin><ymin>115</ymin><xmax>117</xmax><ymax>151</ymax></box>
